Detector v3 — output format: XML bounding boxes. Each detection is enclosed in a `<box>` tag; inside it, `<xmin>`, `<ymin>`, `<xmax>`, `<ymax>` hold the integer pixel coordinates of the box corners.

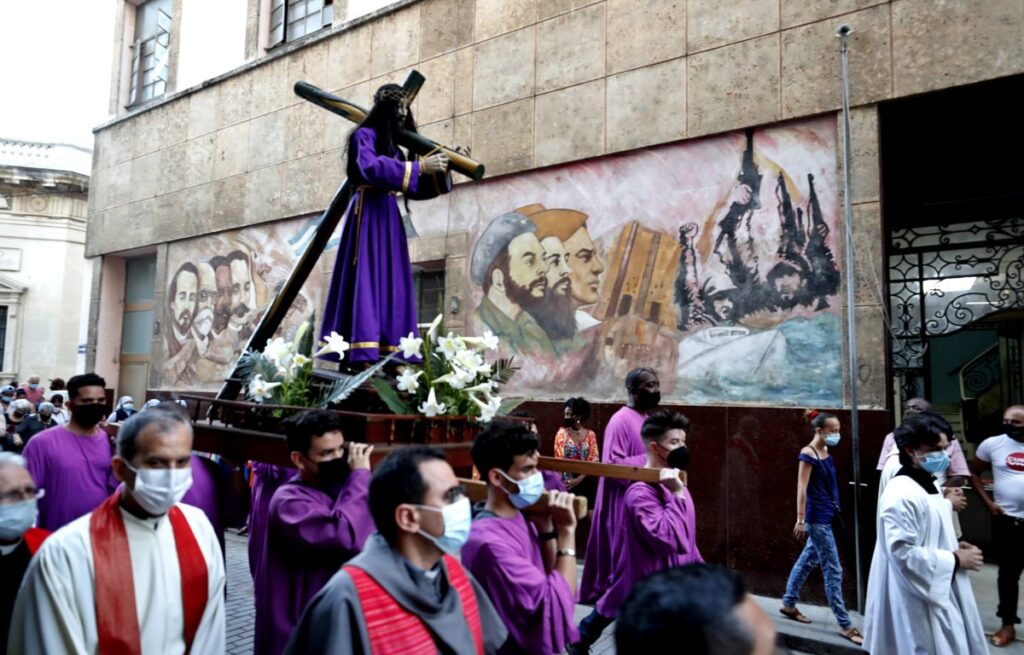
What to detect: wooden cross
<box><xmin>214</xmin><ymin>70</ymin><xmax>485</xmax><ymax>403</ymax></box>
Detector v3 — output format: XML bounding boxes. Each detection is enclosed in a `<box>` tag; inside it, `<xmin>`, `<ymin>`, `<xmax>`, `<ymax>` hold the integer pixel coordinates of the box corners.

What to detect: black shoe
<box><xmin>566</xmin><ymin>643</ymin><xmax>590</xmax><ymax>655</ymax></box>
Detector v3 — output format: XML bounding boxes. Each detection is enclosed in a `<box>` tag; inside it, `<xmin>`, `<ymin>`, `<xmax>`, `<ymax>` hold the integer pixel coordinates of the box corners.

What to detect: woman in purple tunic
<box><xmin>321</xmin><ymin>84</ymin><xmax>453</xmax><ymax>362</ymax></box>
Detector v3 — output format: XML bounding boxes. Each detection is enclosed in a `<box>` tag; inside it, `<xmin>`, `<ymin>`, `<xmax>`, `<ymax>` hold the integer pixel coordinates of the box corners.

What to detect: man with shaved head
<box><xmin>970</xmin><ymin>404</ymin><xmax>1024</xmax><ymax>647</ymax></box>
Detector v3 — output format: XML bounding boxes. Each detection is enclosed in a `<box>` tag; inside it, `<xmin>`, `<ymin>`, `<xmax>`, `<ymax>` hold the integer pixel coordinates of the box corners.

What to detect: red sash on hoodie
<box><xmin>23</xmin><ymin>527</ymin><xmax>49</xmax><ymax>555</ymax></box>
<box><xmin>88</xmin><ymin>493</ymin><xmax>208</xmax><ymax>655</ymax></box>
<box><xmin>344</xmin><ymin>554</ymin><xmax>485</xmax><ymax>655</ymax></box>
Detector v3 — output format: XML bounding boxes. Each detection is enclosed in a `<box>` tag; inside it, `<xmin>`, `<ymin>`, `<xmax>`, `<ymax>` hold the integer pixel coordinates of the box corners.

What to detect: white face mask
<box><xmin>414</xmin><ymin>497</ymin><xmax>472</xmax><ymax>554</ymax></box>
<box><xmin>125</xmin><ymin>463</ymin><xmax>193</xmax><ymax>516</ymax></box>
<box><xmin>0</xmin><ymin>499</ymin><xmax>37</xmax><ymax>541</ymax></box>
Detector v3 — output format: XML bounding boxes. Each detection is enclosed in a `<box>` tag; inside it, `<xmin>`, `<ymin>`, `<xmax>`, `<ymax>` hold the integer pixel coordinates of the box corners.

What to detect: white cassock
<box><xmin>863</xmin><ymin>474</ymin><xmax>988</xmax><ymax>655</ymax></box>
<box><xmin>8</xmin><ymin>502</ymin><xmax>225</xmax><ymax>655</ymax></box>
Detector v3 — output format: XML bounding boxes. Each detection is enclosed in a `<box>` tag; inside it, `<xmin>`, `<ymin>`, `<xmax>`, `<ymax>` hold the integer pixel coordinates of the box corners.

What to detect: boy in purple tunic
<box><xmin>254</xmin><ymin>410</ymin><xmax>375</xmax><ymax>655</ymax></box>
<box><xmin>571</xmin><ymin>411</ymin><xmax>702</xmax><ymax>653</ymax></box>
<box><xmin>22</xmin><ymin>373</ymin><xmax>117</xmax><ymax>532</ymax></box>
<box><xmin>579</xmin><ymin>367</ymin><xmax>661</xmax><ymax>603</ymax></box>
<box><xmin>462</xmin><ymin>420</ymin><xmax>579</xmax><ymax>655</ymax></box>
<box><xmin>247</xmin><ymin>461</ymin><xmax>294</xmax><ymax>578</ymax></box>
<box><xmin>321</xmin><ymin>84</ymin><xmax>454</xmax><ymax>362</ymax></box>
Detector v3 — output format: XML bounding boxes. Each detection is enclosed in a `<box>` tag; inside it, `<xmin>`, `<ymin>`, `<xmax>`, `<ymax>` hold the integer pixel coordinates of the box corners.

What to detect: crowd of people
<box><xmin>0</xmin><ymin>369</ymin><xmax>1022</xmax><ymax>654</ymax></box>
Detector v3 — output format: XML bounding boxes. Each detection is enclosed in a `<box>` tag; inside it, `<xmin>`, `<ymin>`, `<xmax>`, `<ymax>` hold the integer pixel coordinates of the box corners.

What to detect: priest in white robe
<box><xmin>8</xmin><ymin>408</ymin><xmax>225</xmax><ymax>655</ymax></box>
<box><xmin>864</xmin><ymin>411</ymin><xmax>988</xmax><ymax>655</ymax></box>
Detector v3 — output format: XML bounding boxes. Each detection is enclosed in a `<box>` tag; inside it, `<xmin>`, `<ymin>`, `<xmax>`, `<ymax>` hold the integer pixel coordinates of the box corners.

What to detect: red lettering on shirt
<box><xmin>1006</xmin><ymin>452</ymin><xmax>1024</xmax><ymax>472</ymax></box>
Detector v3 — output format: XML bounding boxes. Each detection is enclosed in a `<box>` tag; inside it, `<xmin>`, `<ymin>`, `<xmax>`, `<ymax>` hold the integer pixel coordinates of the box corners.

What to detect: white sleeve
<box><xmin>8</xmin><ymin>540</ymin><xmax>91</xmax><ymax>655</ymax></box>
<box><xmin>879</xmin><ymin>495</ymin><xmax>955</xmax><ymax>604</ymax></box>
<box><xmin>975</xmin><ymin>437</ymin><xmax>994</xmax><ymax>463</ymax></box>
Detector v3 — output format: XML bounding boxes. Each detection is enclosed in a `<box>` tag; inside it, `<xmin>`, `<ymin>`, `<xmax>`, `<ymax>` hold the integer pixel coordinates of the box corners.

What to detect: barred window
<box><xmin>413</xmin><ymin>263</ymin><xmax>446</xmax><ymax>331</ymax></box>
<box><xmin>269</xmin><ymin>0</ymin><xmax>333</xmax><ymax>48</ymax></box>
<box><xmin>129</xmin><ymin>0</ymin><xmax>172</xmax><ymax>106</ymax></box>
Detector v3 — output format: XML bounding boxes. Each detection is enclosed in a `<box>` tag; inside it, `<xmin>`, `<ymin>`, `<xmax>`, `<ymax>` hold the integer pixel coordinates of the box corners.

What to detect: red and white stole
<box><xmin>88</xmin><ymin>493</ymin><xmax>208</xmax><ymax>655</ymax></box>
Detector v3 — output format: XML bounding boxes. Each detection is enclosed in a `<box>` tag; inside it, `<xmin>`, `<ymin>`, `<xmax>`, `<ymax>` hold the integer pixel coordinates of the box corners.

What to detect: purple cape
<box><xmin>596</xmin><ymin>482</ymin><xmax>702</xmax><ymax>617</ymax></box>
<box><xmin>462</xmin><ymin>512</ymin><xmax>578</xmax><ymax>654</ymax></box>
<box><xmin>579</xmin><ymin>406</ymin><xmax>647</xmax><ymax>603</ymax></box>
<box><xmin>22</xmin><ymin>425</ymin><xmax>118</xmax><ymax>531</ymax></box>
<box><xmin>181</xmin><ymin>454</ymin><xmax>229</xmax><ymax>549</ymax></box>
<box><xmin>254</xmin><ymin>470</ymin><xmax>374</xmax><ymax>655</ymax></box>
<box><xmin>247</xmin><ymin>462</ymin><xmax>294</xmax><ymax>579</ymax></box>
<box><xmin>320</xmin><ymin>127</ymin><xmax>452</xmax><ymax>361</ymax></box>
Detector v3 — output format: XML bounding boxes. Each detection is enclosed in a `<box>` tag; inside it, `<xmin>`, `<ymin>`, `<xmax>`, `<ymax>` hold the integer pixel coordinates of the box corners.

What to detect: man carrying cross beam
<box><xmin>320</xmin><ymin>84</ymin><xmax>453</xmax><ymax>365</ymax></box>
<box><xmin>461</xmin><ymin>419</ymin><xmax>580</xmax><ymax>655</ymax></box>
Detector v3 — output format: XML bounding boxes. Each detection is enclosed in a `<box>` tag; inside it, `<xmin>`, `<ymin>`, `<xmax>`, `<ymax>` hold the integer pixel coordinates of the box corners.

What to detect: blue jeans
<box><xmin>782</xmin><ymin>522</ymin><xmax>852</xmax><ymax>628</ymax></box>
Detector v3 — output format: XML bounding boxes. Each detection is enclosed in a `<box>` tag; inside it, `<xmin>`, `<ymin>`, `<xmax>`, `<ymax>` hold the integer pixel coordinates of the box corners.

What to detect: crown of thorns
<box><xmin>374</xmin><ymin>86</ymin><xmax>408</xmax><ymax>106</ymax></box>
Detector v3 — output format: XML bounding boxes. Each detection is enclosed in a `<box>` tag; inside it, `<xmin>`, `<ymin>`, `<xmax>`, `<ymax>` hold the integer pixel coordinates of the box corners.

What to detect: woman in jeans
<box><xmin>780</xmin><ymin>410</ymin><xmax>863</xmax><ymax>646</ymax></box>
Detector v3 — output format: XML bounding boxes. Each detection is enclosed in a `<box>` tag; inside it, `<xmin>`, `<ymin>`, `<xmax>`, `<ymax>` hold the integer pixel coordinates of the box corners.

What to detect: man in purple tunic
<box><xmin>579</xmin><ymin>367</ymin><xmax>661</xmax><ymax>603</ymax></box>
<box><xmin>321</xmin><ymin>84</ymin><xmax>453</xmax><ymax>362</ymax></box>
<box><xmin>572</xmin><ymin>411</ymin><xmax>702</xmax><ymax>652</ymax></box>
<box><xmin>463</xmin><ymin>420</ymin><xmax>579</xmax><ymax>654</ymax></box>
<box><xmin>22</xmin><ymin>373</ymin><xmax>117</xmax><ymax>531</ymax></box>
<box><xmin>247</xmin><ymin>461</ymin><xmax>294</xmax><ymax>578</ymax></box>
<box><xmin>254</xmin><ymin>410</ymin><xmax>375</xmax><ymax>655</ymax></box>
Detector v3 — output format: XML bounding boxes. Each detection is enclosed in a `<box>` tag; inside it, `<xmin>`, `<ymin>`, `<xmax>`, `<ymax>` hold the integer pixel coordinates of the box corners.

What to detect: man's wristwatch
<box><xmin>796</xmin><ymin>518</ymin><xmax>805</xmax><ymax>525</ymax></box>
<box><xmin>556</xmin><ymin>548</ymin><xmax>577</xmax><ymax>558</ymax></box>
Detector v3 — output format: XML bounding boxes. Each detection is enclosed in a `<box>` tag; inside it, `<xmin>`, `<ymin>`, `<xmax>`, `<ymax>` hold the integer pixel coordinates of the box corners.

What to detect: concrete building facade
<box><xmin>86</xmin><ymin>0</ymin><xmax>1024</xmax><ymax>596</ymax></box>
<box><xmin>0</xmin><ymin>138</ymin><xmax>93</xmax><ymax>385</ymax></box>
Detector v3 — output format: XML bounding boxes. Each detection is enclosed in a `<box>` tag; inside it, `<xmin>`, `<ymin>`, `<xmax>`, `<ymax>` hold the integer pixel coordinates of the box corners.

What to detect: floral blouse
<box><xmin>553</xmin><ymin>427</ymin><xmax>600</xmax><ymax>482</ymax></box>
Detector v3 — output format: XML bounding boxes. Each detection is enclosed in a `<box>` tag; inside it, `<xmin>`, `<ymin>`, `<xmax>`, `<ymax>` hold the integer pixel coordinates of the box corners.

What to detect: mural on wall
<box><xmin>454</xmin><ymin>115</ymin><xmax>842</xmax><ymax>406</ymax></box>
<box><xmin>162</xmin><ymin>217</ymin><xmax>326</xmax><ymax>389</ymax></box>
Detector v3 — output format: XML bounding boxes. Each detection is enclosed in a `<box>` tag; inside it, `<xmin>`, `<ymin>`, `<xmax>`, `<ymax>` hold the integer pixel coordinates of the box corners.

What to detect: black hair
<box><xmin>225</xmin><ymin>250</ymin><xmax>251</xmax><ymax>267</ymax></box>
<box><xmin>169</xmin><ymin>262</ymin><xmax>199</xmax><ymax>305</ymax></box>
<box><xmin>369</xmin><ymin>446</ymin><xmax>446</xmax><ymax>546</ymax></box>
<box><xmin>281</xmin><ymin>409</ymin><xmax>345</xmax><ymax>456</ymax></box>
<box><xmin>804</xmin><ymin>409</ymin><xmax>837</xmax><ymax>431</ymax></box>
<box><xmin>564</xmin><ymin>397</ymin><xmax>592</xmax><ymax>421</ymax></box>
<box><xmin>14</xmin><ymin>389</ymin><xmax>26</xmax><ymax>397</ymax></box>
<box><xmin>471</xmin><ymin>420</ymin><xmax>540</xmax><ymax>479</ymax></box>
<box><xmin>894</xmin><ymin>411</ymin><xmax>951</xmax><ymax>466</ymax></box>
<box><xmin>616</xmin><ymin>564</ymin><xmax>754</xmax><ymax>654</ymax></box>
<box><xmin>117</xmin><ymin>408</ymin><xmax>191</xmax><ymax>463</ymax></box>
<box><xmin>767</xmin><ymin>260</ymin><xmax>805</xmax><ymax>286</ymax></box>
<box><xmin>625</xmin><ymin>367</ymin><xmax>656</xmax><ymax>393</ymax></box>
<box><xmin>67</xmin><ymin>373</ymin><xmax>107</xmax><ymax>401</ymax></box>
<box><xmin>346</xmin><ymin>84</ymin><xmax>418</xmax><ymax>182</ymax></box>
<box><xmin>508</xmin><ymin>409</ymin><xmax>537</xmax><ymax>428</ymax></box>
<box><xmin>641</xmin><ymin>411</ymin><xmax>690</xmax><ymax>443</ymax></box>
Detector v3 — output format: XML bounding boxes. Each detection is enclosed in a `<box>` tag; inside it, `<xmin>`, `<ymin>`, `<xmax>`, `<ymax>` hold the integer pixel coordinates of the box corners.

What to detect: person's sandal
<box><xmin>991</xmin><ymin>626</ymin><xmax>1016</xmax><ymax>647</ymax></box>
<box><xmin>779</xmin><ymin>607</ymin><xmax>812</xmax><ymax>624</ymax></box>
<box><xmin>839</xmin><ymin>627</ymin><xmax>864</xmax><ymax>646</ymax></box>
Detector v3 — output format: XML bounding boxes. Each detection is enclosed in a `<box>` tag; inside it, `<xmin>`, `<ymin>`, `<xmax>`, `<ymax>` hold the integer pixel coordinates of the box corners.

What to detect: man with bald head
<box><xmin>0</xmin><ymin>453</ymin><xmax>49</xmax><ymax>654</ymax></box>
<box><xmin>970</xmin><ymin>404</ymin><xmax>1024</xmax><ymax>647</ymax></box>
<box><xmin>470</xmin><ymin>210</ymin><xmax>554</xmax><ymax>355</ymax></box>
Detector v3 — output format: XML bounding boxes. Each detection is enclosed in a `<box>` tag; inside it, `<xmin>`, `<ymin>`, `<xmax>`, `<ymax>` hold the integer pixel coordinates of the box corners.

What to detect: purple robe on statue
<box><xmin>462</xmin><ymin>512</ymin><xmax>578</xmax><ymax>655</ymax></box>
<box><xmin>22</xmin><ymin>425</ymin><xmax>118</xmax><ymax>532</ymax></box>
<box><xmin>579</xmin><ymin>406</ymin><xmax>647</xmax><ymax>603</ymax></box>
<box><xmin>254</xmin><ymin>470</ymin><xmax>375</xmax><ymax>655</ymax></box>
<box><xmin>596</xmin><ymin>483</ymin><xmax>702</xmax><ymax>617</ymax></box>
<box><xmin>247</xmin><ymin>462</ymin><xmax>294</xmax><ymax>579</ymax></box>
<box><xmin>321</xmin><ymin>127</ymin><xmax>453</xmax><ymax>361</ymax></box>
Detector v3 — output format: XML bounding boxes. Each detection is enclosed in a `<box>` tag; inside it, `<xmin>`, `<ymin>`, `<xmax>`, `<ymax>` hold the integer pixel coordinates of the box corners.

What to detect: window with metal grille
<box><xmin>0</xmin><ymin>305</ymin><xmax>7</xmax><ymax>371</ymax></box>
<box><xmin>413</xmin><ymin>264</ymin><xmax>445</xmax><ymax>332</ymax></box>
<box><xmin>269</xmin><ymin>0</ymin><xmax>333</xmax><ymax>48</ymax></box>
<box><xmin>129</xmin><ymin>0</ymin><xmax>172</xmax><ymax>106</ymax></box>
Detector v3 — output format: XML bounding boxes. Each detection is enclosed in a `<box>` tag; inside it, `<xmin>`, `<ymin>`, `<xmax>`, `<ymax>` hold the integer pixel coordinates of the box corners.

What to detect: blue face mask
<box><xmin>916</xmin><ymin>450</ymin><xmax>950</xmax><ymax>475</ymax></box>
<box><xmin>1</xmin><ymin>396</ymin><xmax>12</xmax><ymax>403</ymax></box>
<box><xmin>824</xmin><ymin>433</ymin><xmax>841</xmax><ymax>447</ymax></box>
<box><xmin>416</xmin><ymin>497</ymin><xmax>472</xmax><ymax>554</ymax></box>
<box><xmin>29</xmin><ymin>384</ymin><xmax>39</xmax><ymax>390</ymax></box>
<box><xmin>499</xmin><ymin>470</ymin><xmax>545</xmax><ymax>509</ymax></box>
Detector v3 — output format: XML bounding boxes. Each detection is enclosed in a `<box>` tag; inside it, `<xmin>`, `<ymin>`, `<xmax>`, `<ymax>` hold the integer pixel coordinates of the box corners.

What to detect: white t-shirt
<box><xmin>976</xmin><ymin>434</ymin><xmax>1024</xmax><ymax>519</ymax></box>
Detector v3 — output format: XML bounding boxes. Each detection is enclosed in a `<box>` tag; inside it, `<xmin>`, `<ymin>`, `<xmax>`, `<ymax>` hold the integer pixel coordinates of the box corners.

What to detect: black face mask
<box><xmin>71</xmin><ymin>403</ymin><xmax>107</xmax><ymax>429</ymax></box>
<box><xmin>667</xmin><ymin>445</ymin><xmax>691</xmax><ymax>471</ymax></box>
<box><xmin>315</xmin><ymin>456</ymin><xmax>350</xmax><ymax>483</ymax></box>
<box><xmin>563</xmin><ymin>417</ymin><xmax>576</xmax><ymax>428</ymax></box>
<box><xmin>1004</xmin><ymin>422</ymin><xmax>1024</xmax><ymax>442</ymax></box>
<box><xmin>634</xmin><ymin>389</ymin><xmax>661</xmax><ymax>410</ymax></box>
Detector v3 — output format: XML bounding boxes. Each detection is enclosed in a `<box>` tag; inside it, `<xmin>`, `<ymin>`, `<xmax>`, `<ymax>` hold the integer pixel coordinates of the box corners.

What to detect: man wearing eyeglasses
<box><xmin>0</xmin><ymin>452</ymin><xmax>49</xmax><ymax>655</ymax></box>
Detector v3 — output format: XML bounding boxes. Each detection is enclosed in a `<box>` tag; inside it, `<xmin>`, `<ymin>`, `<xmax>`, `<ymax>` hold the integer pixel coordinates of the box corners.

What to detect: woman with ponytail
<box><xmin>779</xmin><ymin>409</ymin><xmax>863</xmax><ymax>646</ymax></box>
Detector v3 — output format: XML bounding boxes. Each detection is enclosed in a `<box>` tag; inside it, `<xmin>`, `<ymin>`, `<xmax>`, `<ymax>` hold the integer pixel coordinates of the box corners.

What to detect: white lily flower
<box><xmin>399</xmin><ymin>332</ymin><xmax>424</xmax><ymax>359</ymax></box>
<box><xmin>435</xmin><ymin>333</ymin><xmax>464</xmax><ymax>360</ymax></box>
<box><xmin>469</xmin><ymin>392</ymin><xmax>501</xmax><ymax>423</ymax></box>
<box><xmin>463</xmin><ymin>330</ymin><xmax>500</xmax><ymax>352</ymax></box>
<box><xmin>434</xmin><ymin>367</ymin><xmax>469</xmax><ymax>390</ymax></box>
<box><xmin>293</xmin><ymin>354</ymin><xmax>311</xmax><ymax>367</ymax></box>
<box><xmin>427</xmin><ymin>314</ymin><xmax>443</xmax><ymax>341</ymax></box>
<box><xmin>247</xmin><ymin>374</ymin><xmax>281</xmax><ymax>403</ymax></box>
<box><xmin>396</xmin><ymin>368</ymin><xmax>423</xmax><ymax>393</ymax></box>
<box><xmin>263</xmin><ymin>337</ymin><xmax>290</xmax><ymax>366</ymax></box>
<box><xmin>464</xmin><ymin>381</ymin><xmax>496</xmax><ymax>394</ymax></box>
<box><xmin>315</xmin><ymin>331</ymin><xmax>350</xmax><ymax>359</ymax></box>
<box><xmin>453</xmin><ymin>349</ymin><xmax>484</xmax><ymax>373</ymax></box>
<box><xmin>418</xmin><ymin>387</ymin><xmax>447</xmax><ymax>417</ymax></box>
